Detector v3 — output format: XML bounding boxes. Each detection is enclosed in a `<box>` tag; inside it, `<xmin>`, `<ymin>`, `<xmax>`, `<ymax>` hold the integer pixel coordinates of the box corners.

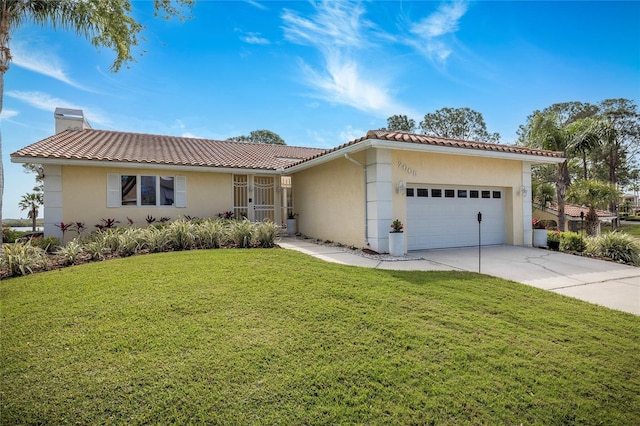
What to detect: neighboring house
<box><xmin>533</xmin><ymin>203</ymin><xmax>617</xmax><ymax>234</ymax></box>
<box><xmin>11</xmin><ymin>109</ymin><xmax>564</xmax><ymax>253</ymax></box>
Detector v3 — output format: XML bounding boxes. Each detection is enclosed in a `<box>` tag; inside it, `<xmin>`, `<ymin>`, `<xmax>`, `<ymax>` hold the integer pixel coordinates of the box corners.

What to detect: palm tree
<box><xmin>567</xmin><ymin>180</ymin><xmax>620</xmax><ymax>236</ymax></box>
<box><xmin>566</xmin><ymin>118</ymin><xmax>602</xmax><ymax>180</ymax></box>
<box><xmin>18</xmin><ymin>192</ymin><xmax>43</xmax><ymax>232</ymax></box>
<box><xmin>529</xmin><ymin>112</ymin><xmax>573</xmax><ymax>231</ymax></box>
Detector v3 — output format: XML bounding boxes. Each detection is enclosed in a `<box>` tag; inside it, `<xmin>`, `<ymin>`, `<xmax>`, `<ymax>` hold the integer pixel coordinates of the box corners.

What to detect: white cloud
<box><xmin>240</xmin><ymin>32</ymin><xmax>270</xmax><ymax>45</ymax></box>
<box><xmin>339</xmin><ymin>125</ymin><xmax>366</xmax><ymax>143</ymax></box>
<box><xmin>282</xmin><ymin>1</ymin><xmax>374</xmax><ymax>49</ymax></box>
<box><xmin>244</xmin><ymin>0</ymin><xmax>267</xmax><ymax>10</ymax></box>
<box><xmin>6</xmin><ymin>90</ymin><xmax>111</xmax><ymax>126</ymax></box>
<box><xmin>0</xmin><ymin>109</ymin><xmax>19</xmax><ymax>120</ymax></box>
<box><xmin>11</xmin><ymin>43</ymin><xmax>93</xmax><ymax>92</ymax></box>
<box><xmin>300</xmin><ymin>52</ymin><xmax>406</xmax><ymax>116</ymax></box>
<box><xmin>282</xmin><ymin>1</ymin><xmax>410</xmax><ymax>117</ymax></box>
<box><xmin>409</xmin><ymin>1</ymin><xmax>469</xmax><ymax>62</ymax></box>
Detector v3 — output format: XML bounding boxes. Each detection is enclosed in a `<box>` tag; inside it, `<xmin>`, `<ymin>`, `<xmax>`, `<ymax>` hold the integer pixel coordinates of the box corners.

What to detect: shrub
<box><xmin>230</xmin><ymin>219</ymin><xmax>254</xmax><ymax>248</ymax></box>
<box><xmin>168</xmin><ymin>219</ymin><xmax>196</xmax><ymax>250</ymax></box>
<box><xmin>0</xmin><ymin>242</ymin><xmax>48</xmax><ymax>277</ymax></box>
<box><xmin>140</xmin><ymin>226</ymin><xmax>171</xmax><ymax>253</ymax></box>
<box><xmin>254</xmin><ymin>220</ymin><xmax>281</xmax><ymax>248</ymax></box>
<box><xmin>56</xmin><ymin>239</ymin><xmax>84</xmax><ymax>265</ymax></box>
<box><xmin>586</xmin><ymin>233</ymin><xmax>640</xmax><ymax>265</ymax></box>
<box><xmin>560</xmin><ymin>232</ymin><xmax>586</xmax><ymax>253</ymax></box>
<box><xmin>83</xmin><ymin>239</ymin><xmax>109</xmax><ymax>261</ymax></box>
<box><xmin>30</xmin><ymin>236</ymin><xmax>60</xmax><ymax>253</ymax></box>
<box><xmin>547</xmin><ymin>230</ymin><xmax>561</xmax><ymax>243</ymax></box>
<box><xmin>115</xmin><ymin>228</ymin><xmax>144</xmax><ymax>257</ymax></box>
<box><xmin>195</xmin><ymin>220</ymin><xmax>227</xmax><ymax>249</ymax></box>
<box><xmin>2</xmin><ymin>228</ymin><xmax>24</xmax><ymax>243</ymax></box>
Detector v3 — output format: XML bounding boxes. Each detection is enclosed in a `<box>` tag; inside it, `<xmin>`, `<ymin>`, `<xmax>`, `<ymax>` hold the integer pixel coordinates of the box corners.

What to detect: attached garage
<box><xmin>406</xmin><ymin>185</ymin><xmax>506</xmax><ymax>250</ymax></box>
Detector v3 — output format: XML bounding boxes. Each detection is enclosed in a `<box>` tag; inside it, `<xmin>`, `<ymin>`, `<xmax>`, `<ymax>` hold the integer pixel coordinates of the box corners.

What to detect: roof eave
<box><xmin>10</xmin><ymin>156</ymin><xmax>284</xmax><ymax>174</ymax></box>
<box><xmin>368</xmin><ymin>139</ymin><xmax>565</xmax><ymax>164</ymax></box>
<box><xmin>285</xmin><ymin>138</ymin><xmax>564</xmax><ymax>172</ymax></box>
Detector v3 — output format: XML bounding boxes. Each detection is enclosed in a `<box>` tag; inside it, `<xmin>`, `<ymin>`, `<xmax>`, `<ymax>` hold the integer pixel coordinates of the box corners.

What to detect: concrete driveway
<box><xmin>406</xmin><ymin>246</ymin><xmax>640</xmax><ymax>315</ymax></box>
<box><xmin>279</xmin><ymin>238</ymin><xmax>640</xmax><ymax>315</ymax></box>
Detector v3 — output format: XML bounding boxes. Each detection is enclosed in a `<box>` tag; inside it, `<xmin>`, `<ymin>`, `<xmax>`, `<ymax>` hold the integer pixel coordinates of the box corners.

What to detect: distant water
<box><xmin>10</xmin><ymin>227</ymin><xmax>43</xmax><ymax>232</ymax></box>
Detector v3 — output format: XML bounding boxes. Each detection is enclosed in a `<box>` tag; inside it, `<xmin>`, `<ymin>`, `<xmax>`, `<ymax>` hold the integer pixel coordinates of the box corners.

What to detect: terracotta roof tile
<box><xmin>291</xmin><ymin>130</ymin><xmax>564</xmax><ymax>167</ymax></box>
<box><xmin>12</xmin><ymin>128</ymin><xmax>565</xmax><ymax>171</ymax></box>
<box><xmin>545</xmin><ymin>203</ymin><xmax>615</xmax><ymax>219</ymax></box>
<box><xmin>11</xmin><ymin>129</ymin><xmax>326</xmax><ymax>170</ymax></box>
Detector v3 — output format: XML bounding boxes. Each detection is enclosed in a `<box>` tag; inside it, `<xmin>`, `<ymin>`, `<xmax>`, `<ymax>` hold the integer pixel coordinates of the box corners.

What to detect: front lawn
<box><xmin>1</xmin><ymin>249</ymin><xmax>639</xmax><ymax>424</ymax></box>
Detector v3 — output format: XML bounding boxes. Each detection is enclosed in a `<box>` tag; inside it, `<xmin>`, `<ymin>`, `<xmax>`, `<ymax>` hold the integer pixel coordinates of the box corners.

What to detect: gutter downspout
<box><xmin>344</xmin><ymin>153</ymin><xmax>368</xmax><ymax>246</ymax></box>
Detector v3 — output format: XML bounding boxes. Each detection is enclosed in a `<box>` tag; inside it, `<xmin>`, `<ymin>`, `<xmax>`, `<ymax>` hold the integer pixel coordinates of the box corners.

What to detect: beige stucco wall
<box><xmin>60</xmin><ymin>166</ymin><xmax>233</xmax><ymax>239</ymax></box>
<box><xmin>392</xmin><ymin>151</ymin><xmax>526</xmax><ymax>245</ymax></box>
<box><xmin>292</xmin><ymin>153</ymin><xmax>366</xmax><ymax>247</ymax></box>
<box><xmin>292</xmin><ymin>149</ymin><xmax>529</xmax><ymax>249</ymax></box>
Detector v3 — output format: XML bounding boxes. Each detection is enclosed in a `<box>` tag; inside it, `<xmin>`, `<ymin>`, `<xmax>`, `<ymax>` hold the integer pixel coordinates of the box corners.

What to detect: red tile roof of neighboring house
<box><xmin>11</xmin><ymin>128</ymin><xmax>564</xmax><ymax>170</ymax></box>
<box><xmin>290</xmin><ymin>130</ymin><xmax>565</xmax><ymax>166</ymax></box>
<box><xmin>544</xmin><ymin>203</ymin><xmax>616</xmax><ymax>219</ymax></box>
<box><xmin>11</xmin><ymin>129</ymin><xmax>327</xmax><ymax>170</ymax></box>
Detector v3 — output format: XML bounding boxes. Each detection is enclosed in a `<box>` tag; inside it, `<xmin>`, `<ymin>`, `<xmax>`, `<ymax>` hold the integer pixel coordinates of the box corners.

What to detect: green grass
<box><xmin>2</xmin><ymin>249</ymin><xmax>639</xmax><ymax>424</ymax></box>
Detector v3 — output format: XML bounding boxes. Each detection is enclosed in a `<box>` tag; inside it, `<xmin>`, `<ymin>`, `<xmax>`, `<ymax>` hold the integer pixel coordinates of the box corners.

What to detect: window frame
<box><xmin>107</xmin><ymin>173</ymin><xmax>186</xmax><ymax>208</ymax></box>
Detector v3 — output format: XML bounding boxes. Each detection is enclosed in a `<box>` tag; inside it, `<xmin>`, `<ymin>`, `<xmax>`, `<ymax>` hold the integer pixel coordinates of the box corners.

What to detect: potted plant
<box><xmin>389</xmin><ymin>219</ymin><xmax>405</xmax><ymax>256</ymax></box>
<box><xmin>286</xmin><ymin>212</ymin><xmax>298</xmax><ymax>236</ymax></box>
<box><xmin>532</xmin><ymin>219</ymin><xmax>547</xmax><ymax>248</ymax></box>
<box><xmin>547</xmin><ymin>230</ymin><xmax>560</xmax><ymax>251</ymax></box>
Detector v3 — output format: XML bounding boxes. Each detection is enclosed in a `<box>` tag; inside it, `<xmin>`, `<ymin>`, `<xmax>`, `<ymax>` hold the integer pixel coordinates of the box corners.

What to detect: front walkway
<box><xmin>279</xmin><ymin>237</ymin><xmax>640</xmax><ymax>315</ymax></box>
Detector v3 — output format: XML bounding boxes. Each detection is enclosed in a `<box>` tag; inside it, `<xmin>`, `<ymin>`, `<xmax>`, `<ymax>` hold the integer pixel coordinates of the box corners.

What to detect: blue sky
<box><xmin>2</xmin><ymin>0</ymin><xmax>639</xmax><ymax>219</ymax></box>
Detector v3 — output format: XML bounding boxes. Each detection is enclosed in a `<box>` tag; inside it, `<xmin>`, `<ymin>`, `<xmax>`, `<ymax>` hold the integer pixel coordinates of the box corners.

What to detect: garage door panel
<box><xmin>407</xmin><ymin>185</ymin><xmax>506</xmax><ymax>250</ymax></box>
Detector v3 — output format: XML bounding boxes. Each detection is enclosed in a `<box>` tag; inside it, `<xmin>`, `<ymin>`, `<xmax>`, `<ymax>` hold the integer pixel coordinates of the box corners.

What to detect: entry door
<box><xmin>254</xmin><ymin>176</ymin><xmax>275</xmax><ymax>222</ymax></box>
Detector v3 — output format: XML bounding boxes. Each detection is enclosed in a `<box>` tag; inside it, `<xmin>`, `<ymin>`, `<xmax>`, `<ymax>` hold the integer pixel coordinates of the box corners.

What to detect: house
<box><xmin>11</xmin><ymin>108</ymin><xmax>565</xmax><ymax>253</ymax></box>
<box><xmin>533</xmin><ymin>203</ymin><xmax>617</xmax><ymax>234</ymax></box>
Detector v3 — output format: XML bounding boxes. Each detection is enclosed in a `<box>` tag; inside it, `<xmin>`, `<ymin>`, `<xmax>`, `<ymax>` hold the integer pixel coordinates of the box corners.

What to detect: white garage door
<box><xmin>406</xmin><ymin>185</ymin><xmax>506</xmax><ymax>250</ymax></box>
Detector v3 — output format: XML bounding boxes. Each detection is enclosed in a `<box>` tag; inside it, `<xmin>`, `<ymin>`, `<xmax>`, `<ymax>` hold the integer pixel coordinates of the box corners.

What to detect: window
<box><xmin>417</xmin><ymin>188</ymin><xmax>428</xmax><ymax>197</ymax></box>
<box><xmin>470</xmin><ymin>190</ymin><xmax>479</xmax><ymax>199</ymax></box>
<box><xmin>445</xmin><ymin>189</ymin><xmax>455</xmax><ymax>198</ymax></box>
<box><xmin>482</xmin><ymin>190</ymin><xmax>491</xmax><ymax>199</ymax></box>
<box><xmin>406</xmin><ymin>188</ymin><xmax>415</xmax><ymax>197</ymax></box>
<box><xmin>108</xmin><ymin>174</ymin><xmax>185</xmax><ymax>208</ymax></box>
<box><xmin>458</xmin><ymin>190</ymin><xmax>467</xmax><ymax>198</ymax></box>
<box><xmin>493</xmin><ymin>191</ymin><xmax>502</xmax><ymax>199</ymax></box>
<box><xmin>431</xmin><ymin>189</ymin><xmax>442</xmax><ymax>198</ymax></box>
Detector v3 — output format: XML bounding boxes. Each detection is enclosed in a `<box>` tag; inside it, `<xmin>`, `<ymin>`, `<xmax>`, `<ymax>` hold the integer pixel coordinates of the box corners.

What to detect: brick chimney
<box><xmin>54</xmin><ymin>107</ymin><xmax>91</xmax><ymax>133</ymax></box>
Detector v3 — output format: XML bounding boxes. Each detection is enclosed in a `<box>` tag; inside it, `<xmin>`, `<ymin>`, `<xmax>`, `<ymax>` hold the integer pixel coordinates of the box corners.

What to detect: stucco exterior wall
<box><xmin>391</xmin><ymin>151</ymin><xmax>527</xmax><ymax>245</ymax></box>
<box><xmin>292</xmin><ymin>153</ymin><xmax>366</xmax><ymax>248</ymax></box>
<box><xmin>58</xmin><ymin>166</ymin><xmax>233</xmax><ymax>241</ymax></box>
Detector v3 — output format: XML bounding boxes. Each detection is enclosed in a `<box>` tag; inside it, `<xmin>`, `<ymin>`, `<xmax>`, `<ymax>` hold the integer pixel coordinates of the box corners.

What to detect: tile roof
<box><xmin>292</xmin><ymin>130</ymin><xmax>564</xmax><ymax>166</ymax></box>
<box><xmin>11</xmin><ymin>128</ymin><xmax>564</xmax><ymax>171</ymax></box>
<box><xmin>544</xmin><ymin>203</ymin><xmax>615</xmax><ymax>219</ymax></box>
<box><xmin>11</xmin><ymin>129</ymin><xmax>326</xmax><ymax>170</ymax></box>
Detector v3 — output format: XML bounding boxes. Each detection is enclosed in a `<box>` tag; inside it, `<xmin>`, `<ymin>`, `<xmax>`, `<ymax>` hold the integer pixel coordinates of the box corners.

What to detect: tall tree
<box><xmin>567</xmin><ymin>180</ymin><xmax>620</xmax><ymax>236</ymax></box>
<box><xmin>528</xmin><ymin>112</ymin><xmax>572</xmax><ymax>231</ymax></box>
<box><xmin>383</xmin><ymin>115</ymin><xmax>416</xmax><ymax>133</ymax></box>
<box><xmin>18</xmin><ymin>192</ymin><xmax>43</xmax><ymax>232</ymax></box>
<box><xmin>565</xmin><ymin>117</ymin><xmax>602</xmax><ymax>180</ymax></box>
<box><xmin>0</xmin><ymin>0</ymin><xmax>193</xmax><ymax>244</ymax></box>
<box><xmin>419</xmin><ymin>107</ymin><xmax>500</xmax><ymax>143</ymax></box>
<box><xmin>597</xmin><ymin>98</ymin><xmax>640</xmax><ymax>189</ymax></box>
<box><xmin>228</xmin><ymin>130</ymin><xmax>286</xmax><ymax>145</ymax></box>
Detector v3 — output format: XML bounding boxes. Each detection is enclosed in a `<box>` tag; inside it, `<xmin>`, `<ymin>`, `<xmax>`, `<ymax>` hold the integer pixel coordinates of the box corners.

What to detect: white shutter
<box><xmin>175</xmin><ymin>176</ymin><xmax>187</xmax><ymax>207</ymax></box>
<box><xmin>107</xmin><ymin>173</ymin><xmax>121</xmax><ymax>207</ymax></box>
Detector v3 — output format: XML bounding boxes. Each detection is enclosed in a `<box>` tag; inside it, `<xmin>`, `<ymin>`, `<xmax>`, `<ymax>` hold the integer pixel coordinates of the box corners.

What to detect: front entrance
<box><xmin>233</xmin><ymin>175</ymin><xmax>275</xmax><ymax>222</ymax></box>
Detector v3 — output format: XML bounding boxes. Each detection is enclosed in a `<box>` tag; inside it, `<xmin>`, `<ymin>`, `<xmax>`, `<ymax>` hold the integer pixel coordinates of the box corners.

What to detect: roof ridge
<box><xmin>75</xmin><ymin>128</ymin><xmax>326</xmax><ymax>151</ymax></box>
